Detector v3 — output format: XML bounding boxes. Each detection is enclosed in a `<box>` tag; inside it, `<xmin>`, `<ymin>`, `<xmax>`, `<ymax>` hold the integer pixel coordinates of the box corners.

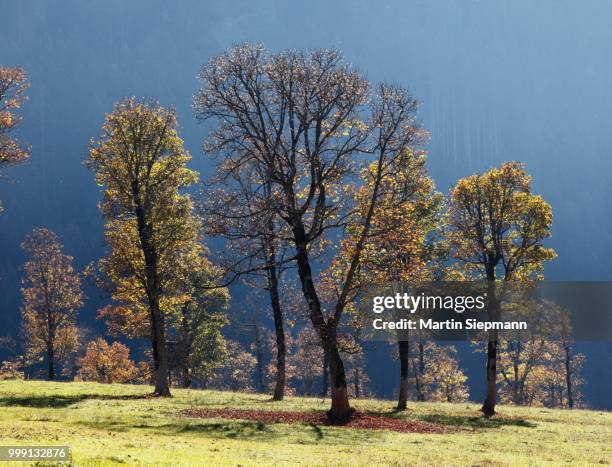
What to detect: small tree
<box><xmin>292</xmin><ymin>326</ymin><xmax>326</xmax><ymax>396</ymax></box>
<box><xmin>199</xmin><ymin>160</ymin><xmax>293</xmax><ymax>400</ymax></box>
<box><xmin>168</xmin><ymin>264</ymin><xmax>229</xmax><ymax>388</ymax></box>
<box><xmin>76</xmin><ymin>338</ymin><xmax>140</xmax><ymax>384</ymax></box>
<box><xmin>210</xmin><ymin>340</ymin><xmax>257</xmax><ymax>392</ymax></box>
<box><xmin>0</xmin><ymin>66</ymin><xmax>29</xmax><ymax>213</ymax></box>
<box><xmin>447</xmin><ymin>162</ymin><xmax>555</xmax><ymax>416</ymax></box>
<box><xmin>20</xmin><ymin>228</ymin><xmax>84</xmax><ymax>380</ymax></box>
<box><xmin>421</xmin><ymin>343</ymin><xmax>469</xmax><ymax>402</ymax></box>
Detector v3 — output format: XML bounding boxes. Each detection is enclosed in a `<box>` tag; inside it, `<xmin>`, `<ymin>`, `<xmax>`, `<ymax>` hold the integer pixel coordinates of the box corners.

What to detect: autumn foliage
<box><xmin>76</xmin><ymin>338</ymin><xmax>141</xmax><ymax>384</ymax></box>
<box><xmin>20</xmin><ymin>228</ymin><xmax>84</xmax><ymax>380</ymax></box>
<box><xmin>0</xmin><ymin>66</ymin><xmax>30</xmax><ymax>212</ymax></box>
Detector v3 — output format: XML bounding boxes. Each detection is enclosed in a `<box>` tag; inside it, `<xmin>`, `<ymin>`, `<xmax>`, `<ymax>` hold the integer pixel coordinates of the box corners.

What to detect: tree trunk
<box><xmin>253</xmin><ymin>325</ymin><xmax>265</xmax><ymax>393</ymax></box>
<box><xmin>564</xmin><ymin>342</ymin><xmax>574</xmax><ymax>409</ymax></box>
<box><xmin>266</xmin><ymin>231</ymin><xmax>286</xmax><ymax>401</ymax></box>
<box><xmin>47</xmin><ymin>344</ymin><xmax>55</xmax><ymax>381</ymax></box>
<box><xmin>327</xmin><ymin>344</ymin><xmax>351</xmax><ymax>423</ymax></box>
<box><xmin>397</xmin><ymin>339</ymin><xmax>409</xmax><ymax>410</ymax></box>
<box><xmin>354</xmin><ymin>367</ymin><xmax>361</xmax><ymax>399</ymax></box>
<box><xmin>151</xmin><ymin>304</ymin><xmax>170</xmax><ymax>396</ymax></box>
<box><xmin>416</xmin><ymin>335</ymin><xmax>425</xmax><ymax>401</ymax></box>
<box><xmin>481</xmin><ymin>283</ymin><xmax>499</xmax><ymax>417</ymax></box>
<box><xmin>133</xmin><ymin>184</ymin><xmax>170</xmax><ymax>397</ymax></box>
<box><xmin>481</xmin><ymin>329</ymin><xmax>498</xmax><ymax>417</ymax></box>
<box><xmin>512</xmin><ymin>359</ymin><xmax>520</xmax><ymax>405</ymax></box>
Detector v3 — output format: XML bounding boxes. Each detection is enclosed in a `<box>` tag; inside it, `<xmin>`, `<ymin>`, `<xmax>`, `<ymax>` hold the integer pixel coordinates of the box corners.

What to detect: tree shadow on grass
<box><xmin>0</xmin><ymin>393</ymin><xmax>149</xmax><ymax>408</ymax></box>
<box><xmin>418</xmin><ymin>413</ymin><xmax>537</xmax><ymax>429</ymax></box>
<box><xmin>77</xmin><ymin>418</ymin><xmax>284</xmax><ymax>440</ymax></box>
<box><xmin>75</xmin><ymin>417</ymin><xmax>383</xmax><ymax>444</ymax></box>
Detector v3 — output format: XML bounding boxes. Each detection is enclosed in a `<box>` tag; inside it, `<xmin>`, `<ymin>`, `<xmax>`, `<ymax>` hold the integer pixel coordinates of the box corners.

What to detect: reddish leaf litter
<box><xmin>181</xmin><ymin>408</ymin><xmax>456</xmax><ymax>434</ymax></box>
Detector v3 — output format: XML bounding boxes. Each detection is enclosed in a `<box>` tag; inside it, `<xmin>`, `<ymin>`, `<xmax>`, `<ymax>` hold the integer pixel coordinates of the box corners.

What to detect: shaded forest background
<box><xmin>0</xmin><ymin>0</ymin><xmax>610</xmax><ymax>407</ymax></box>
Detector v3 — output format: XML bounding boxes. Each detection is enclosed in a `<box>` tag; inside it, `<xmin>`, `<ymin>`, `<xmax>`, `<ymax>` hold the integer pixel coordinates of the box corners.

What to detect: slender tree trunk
<box><xmin>150</xmin><ymin>302</ymin><xmax>170</xmax><ymax>396</ymax></box>
<box><xmin>481</xmin><ymin>284</ymin><xmax>499</xmax><ymax>417</ymax></box>
<box><xmin>481</xmin><ymin>330</ymin><xmax>498</xmax><ymax>417</ymax></box>
<box><xmin>322</xmin><ymin>352</ymin><xmax>329</xmax><ymax>397</ymax></box>
<box><xmin>397</xmin><ymin>339</ymin><xmax>409</xmax><ymax>410</ymax></box>
<box><xmin>564</xmin><ymin>342</ymin><xmax>574</xmax><ymax>409</ymax></box>
<box><xmin>47</xmin><ymin>344</ymin><xmax>55</xmax><ymax>381</ymax></box>
<box><xmin>354</xmin><ymin>367</ymin><xmax>361</xmax><ymax>399</ymax></box>
<box><xmin>513</xmin><ymin>357</ymin><xmax>520</xmax><ymax>405</ymax></box>
<box><xmin>266</xmin><ymin>231</ymin><xmax>286</xmax><ymax>401</ymax></box>
<box><xmin>253</xmin><ymin>325</ymin><xmax>265</xmax><ymax>393</ymax></box>
<box><xmin>417</xmin><ymin>335</ymin><xmax>425</xmax><ymax>401</ymax></box>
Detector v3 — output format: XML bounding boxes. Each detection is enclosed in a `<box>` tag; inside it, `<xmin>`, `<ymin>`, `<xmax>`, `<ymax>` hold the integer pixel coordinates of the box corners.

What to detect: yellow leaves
<box><xmin>0</xmin><ymin>111</ymin><xmax>13</xmax><ymax>127</ymax></box>
<box><xmin>448</xmin><ymin>161</ymin><xmax>555</xmax><ymax>280</ymax></box>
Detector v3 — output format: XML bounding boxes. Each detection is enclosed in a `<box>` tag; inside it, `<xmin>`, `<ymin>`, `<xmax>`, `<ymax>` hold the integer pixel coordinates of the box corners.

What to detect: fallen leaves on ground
<box><xmin>181</xmin><ymin>408</ymin><xmax>457</xmax><ymax>434</ymax></box>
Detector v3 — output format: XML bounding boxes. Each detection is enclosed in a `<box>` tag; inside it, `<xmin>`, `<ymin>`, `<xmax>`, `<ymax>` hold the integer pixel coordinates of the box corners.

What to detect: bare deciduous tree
<box><xmin>194</xmin><ymin>44</ymin><xmax>424</xmax><ymax>421</ymax></box>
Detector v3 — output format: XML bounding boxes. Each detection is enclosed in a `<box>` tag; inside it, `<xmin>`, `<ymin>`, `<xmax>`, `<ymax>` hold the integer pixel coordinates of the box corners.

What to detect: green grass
<box><xmin>0</xmin><ymin>380</ymin><xmax>609</xmax><ymax>466</ymax></box>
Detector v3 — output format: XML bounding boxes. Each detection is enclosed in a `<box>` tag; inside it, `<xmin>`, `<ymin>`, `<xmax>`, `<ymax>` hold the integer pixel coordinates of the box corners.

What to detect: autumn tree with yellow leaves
<box><xmin>86</xmin><ymin>98</ymin><xmax>207</xmax><ymax>396</ymax></box>
<box><xmin>20</xmin><ymin>228</ymin><xmax>84</xmax><ymax>381</ymax></box>
<box><xmin>419</xmin><ymin>343</ymin><xmax>469</xmax><ymax>402</ymax></box>
<box><xmin>335</xmin><ymin>149</ymin><xmax>444</xmax><ymax>410</ymax></box>
<box><xmin>447</xmin><ymin>161</ymin><xmax>556</xmax><ymax>416</ymax></box>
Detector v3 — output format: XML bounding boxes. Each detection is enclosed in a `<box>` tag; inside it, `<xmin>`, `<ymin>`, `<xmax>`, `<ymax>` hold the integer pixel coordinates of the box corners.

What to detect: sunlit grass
<box><xmin>0</xmin><ymin>380</ymin><xmax>609</xmax><ymax>466</ymax></box>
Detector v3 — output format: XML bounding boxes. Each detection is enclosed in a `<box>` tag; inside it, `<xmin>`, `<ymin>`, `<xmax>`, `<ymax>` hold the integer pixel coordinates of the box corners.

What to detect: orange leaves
<box><xmin>20</xmin><ymin>228</ymin><xmax>84</xmax><ymax>377</ymax></box>
<box><xmin>76</xmin><ymin>338</ymin><xmax>141</xmax><ymax>384</ymax></box>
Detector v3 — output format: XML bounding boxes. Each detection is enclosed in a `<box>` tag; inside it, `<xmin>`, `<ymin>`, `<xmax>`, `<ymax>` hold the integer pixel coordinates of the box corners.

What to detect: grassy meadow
<box><xmin>0</xmin><ymin>380</ymin><xmax>609</xmax><ymax>466</ymax></box>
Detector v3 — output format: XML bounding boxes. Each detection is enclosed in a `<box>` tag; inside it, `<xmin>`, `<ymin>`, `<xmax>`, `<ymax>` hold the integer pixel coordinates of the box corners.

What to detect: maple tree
<box><xmin>76</xmin><ymin>338</ymin><xmax>141</xmax><ymax>384</ymax></box>
<box><xmin>167</xmin><ymin>265</ymin><xmax>229</xmax><ymax>388</ymax></box>
<box><xmin>195</xmin><ymin>44</ymin><xmax>426</xmax><ymax>422</ymax></box>
<box><xmin>20</xmin><ymin>228</ymin><xmax>84</xmax><ymax>380</ymax></box>
<box><xmin>86</xmin><ymin>98</ymin><xmax>205</xmax><ymax>396</ymax></box>
<box><xmin>447</xmin><ymin>161</ymin><xmax>556</xmax><ymax>416</ymax></box>
<box><xmin>0</xmin><ymin>66</ymin><xmax>29</xmax><ymax>213</ymax></box>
